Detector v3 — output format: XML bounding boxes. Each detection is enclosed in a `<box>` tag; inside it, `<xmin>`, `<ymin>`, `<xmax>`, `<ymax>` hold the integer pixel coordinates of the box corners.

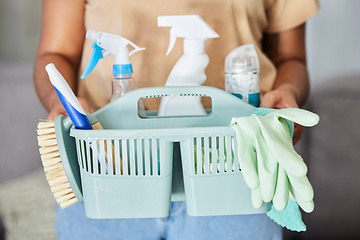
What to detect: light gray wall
<box><xmin>0</xmin><ymin>0</ymin><xmax>42</xmax><ymax>62</ymax></box>
<box><xmin>0</xmin><ymin>0</ymin><xmax>45</xmax><ymax>183</ymax></box>
<box><xmin>306</xmin><ymin>0</ymin><xmax>360</xmax><ymax>88</ymax></box>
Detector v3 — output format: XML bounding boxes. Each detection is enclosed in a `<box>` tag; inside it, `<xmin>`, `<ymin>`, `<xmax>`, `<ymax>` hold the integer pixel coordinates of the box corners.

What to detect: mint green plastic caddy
<box><xmin>55</xmin><ymin>86</ymin><xmax>270</xmax><ymax>219</ymax></box>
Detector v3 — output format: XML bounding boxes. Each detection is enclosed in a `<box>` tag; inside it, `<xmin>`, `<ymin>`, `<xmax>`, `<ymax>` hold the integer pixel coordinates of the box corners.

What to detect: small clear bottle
<box><xmin>111</xmin><ymin>73</ymin><xmax>136</xmax><ymax>101</ymax></box>
<box><xmin>111</xmin><ymin>65</ymin><xmax>146</xmax><ymax>116</ymax></box>
<box><xmin>225</xmin><ymin>44</ymin><xmax>260</xmax><ymax>107</ymax></box>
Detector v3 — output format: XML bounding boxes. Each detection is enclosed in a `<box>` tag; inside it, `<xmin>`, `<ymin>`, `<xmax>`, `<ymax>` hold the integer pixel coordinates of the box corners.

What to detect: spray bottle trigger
<box><xmin>128</xmin><ymin>46</ymin><xmax>146</xmax><ymax>57</ymax></box>
<box><xmin>81</xmin><ymin>43</ymin><xmax>104</xmax><ymax>79</ymax></box>
<box><xmin>127</xmin><ymin>41</ymin><xmax>146</xmax><ymax>57</ymax></box>
<box><xmin>166</xmin><ymin>28</ymin><xmax>180</xmax><ymax>56</ymax></box>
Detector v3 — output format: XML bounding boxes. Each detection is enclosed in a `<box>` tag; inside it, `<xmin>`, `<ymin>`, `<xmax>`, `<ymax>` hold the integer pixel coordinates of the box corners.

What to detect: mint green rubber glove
<box><xmin>230</xmin><ymin>108</ymin><xmax>319</xmax><ymax>212</ymax></box>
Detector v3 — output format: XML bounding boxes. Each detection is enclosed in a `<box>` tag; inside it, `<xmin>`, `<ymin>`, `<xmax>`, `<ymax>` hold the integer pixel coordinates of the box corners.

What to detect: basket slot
<box><xmin>98</xmin><ymin>140</ymin><xmax>106</xmax><ymax>175</ymax></box>
<box><xmin>232</xmin><ymin>137</ymin><xmax>240</xmax><ymax>172</ymax></box>
<box><xmin>86</xmin><ymin>140</ymin><xmax>92</xmax><ymax>173</ymax></box>
<box><xmin>144</xmin><ymin>138</ymin><xmax>151</xmax><ymax>176</ymax></box>
<box><xmin>159</xmin><ymin>139</ymin><xmax>167</xmax><ymax>176</ymax></box>
<box><xmin>191</xmin><ymin>135</ymin><xmax>242</xmax><ymax>175</ymax></box>
<box><xmin>129</xmin><ymin>139</ymin><xmax>136</xmax><ymax>175</ymax></box>
<box><xmin>218</xmin><ymin>136</ymin><xmax>225</xmax><ymax>173</ymax></box>
<box><xmin>107</xmin><ymin>140</ymin><xmax>114</xmax><ymax>175</ymax></box>
<box><xmin>211</xmin><ymin>136</ymin><xmax>218</xmax><ymax>174</ymax></box>
<box><xmin>225</xmin><ymin>136</ymin><xmax>232</xmax><ymax>172</ymax></box>
<box><xmin>74</xmin><ymin>137</ymin><xmax>169</xmax><ymax>177</ymax></box>
<box><xmin>137</xmin><ymin>139</ymin><xmax>144</xmax><ymax>176</ymax></box>
<box><xmin>203</xmin><ymin>137</ymin><xmax>210</xmax><ymax>174</ymax></box>
<box><xmin>80</xmin><ymin>140</ymin><xmax>87</xmax><ymax>171</ymax></box>
<box><xmin>196</xmin><ymin>137</ymin><xmax>202</xmax><ymax>174</ymax></box>
<box><xmin>114</xmin><ymin>140</ymin><xmax>121</xmax><ymax>175</ymax></box>
<box><xmin>92</xmin><ymin>140</ymin><xmax>99</xmax><ymax>174</ymax></box>
<box><xmin>76</xmin><ymin>139</ymin><xmax>83</xmax><ymax>170</ymax></box>
<box><xmin>121</xmin><ymin>139</ymin><xmax>129</xmax><ymax>176</ymax></box>
<box><xmin>151</xmin><ymin>138</ymin><xmax>159</xmax><ymax>176</ymax></box>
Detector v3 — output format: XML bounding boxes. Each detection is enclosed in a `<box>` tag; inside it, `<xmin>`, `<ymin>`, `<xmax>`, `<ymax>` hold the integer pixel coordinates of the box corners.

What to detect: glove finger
<box><xmin>289</xmin><ymin>181</ymin><xmax>315</xmax><ymax>213</ymax></box>
<box><xmin>251</xmin><ymin>186</ymin><xmax>264</xmax><ymax>209</ymax></box>
<box><xmin>288</xmin><ymin>175</ymin><xmax>314</xmax><ymax>202</ymax></box>
<box><xmin>271</xmin><ymin>108</ymin><xmax>320</xmax><ymax>127</ymax></box>
<box><xmin>295</xmin><ymin>199</ymin><xmax>315</xmax><ymax>213</ymax></box>
<box><xmin>273</xmin><ymin>166</ymin><xmax>289</xmax><ymax>212</ymax></box>
<box><xmin>230</xmin><ymin>123</ymin><xmax>259</xmax><ymax>189</ymax></box>
<box><xmin>256</xmin><ymin>137</ymin><xmax>277</xmax><ymax>202</ymax></box>
<box><xmin>254</xmin><ymin>115</ymin><xmax>308</xmax><ymax>177</ymax></box>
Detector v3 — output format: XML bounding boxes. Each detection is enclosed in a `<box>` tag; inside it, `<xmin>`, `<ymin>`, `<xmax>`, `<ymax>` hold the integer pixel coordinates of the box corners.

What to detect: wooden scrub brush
<box><xmin>37</xmin><ymin>63</ymin><xmax>119</xmax><ymax>208</ymax></box>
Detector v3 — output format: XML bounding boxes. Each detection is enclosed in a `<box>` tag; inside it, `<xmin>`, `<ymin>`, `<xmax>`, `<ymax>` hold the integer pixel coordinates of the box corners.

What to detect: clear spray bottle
<box><xmin>225</xmin><ymin>44</ymin><xmax>260</xmax><ymax>107</ymax></box>
<box><xmin>111</xmin><ymin>64</ymin><xmax>137</xmax><ymax>101</ymax></box>
<box><xmin>81</xmin><ymin>30</ymin><xmax>146</xmax><ymax>112</ymax></box>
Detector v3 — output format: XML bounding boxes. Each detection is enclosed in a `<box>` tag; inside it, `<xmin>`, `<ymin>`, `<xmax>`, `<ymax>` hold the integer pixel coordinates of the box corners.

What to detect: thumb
<box><xmin>47</xmin><ymin>104</ymin><xmax>68</xmax><ymax>121</ymax></box>
<box><xmin>260</xmin><ymin>92</ymin><xmax>279</xmax><ymax>108</ymax></box>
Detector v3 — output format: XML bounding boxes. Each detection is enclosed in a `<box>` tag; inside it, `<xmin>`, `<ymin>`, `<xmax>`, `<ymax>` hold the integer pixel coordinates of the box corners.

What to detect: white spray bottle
<box><xmin>157</xmin><ymin>15</ymin><xmax>219</xmax><ymax>116</ymax></box>
<box><xmin>81</xmin><ymin>30</ymin><xmax>146</xmax><ymax>108</ymax></box>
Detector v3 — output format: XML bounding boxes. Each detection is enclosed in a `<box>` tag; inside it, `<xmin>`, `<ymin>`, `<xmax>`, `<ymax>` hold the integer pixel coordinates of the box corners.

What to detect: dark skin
<box><xmin>260</xmin><ymin>25</ymin><xmax>309</xmax><ymax>144</ymax></box>
<box><xmin>34</xmin><ymin>0</ymin><xmax>309</xmax><ymax>144</ymax></box>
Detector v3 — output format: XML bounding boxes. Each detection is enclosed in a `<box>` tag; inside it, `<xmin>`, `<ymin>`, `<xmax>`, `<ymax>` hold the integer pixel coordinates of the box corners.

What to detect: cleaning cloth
<box><xmin>229</xmin><ymin>107</ymin><xmax>319</xmax><ymax>231</ymax></box>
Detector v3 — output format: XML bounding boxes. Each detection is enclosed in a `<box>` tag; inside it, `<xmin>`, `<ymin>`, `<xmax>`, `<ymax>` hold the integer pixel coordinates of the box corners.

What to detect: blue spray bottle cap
<box><xmin>81</xmin><ymin>30</ymin><xmax>145</xmax><ymax>79</ymax></box>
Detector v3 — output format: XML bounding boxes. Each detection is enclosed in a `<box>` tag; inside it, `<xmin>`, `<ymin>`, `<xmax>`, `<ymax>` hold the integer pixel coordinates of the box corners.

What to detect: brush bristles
<box><xmin>37</xmin><ymin>120</ymin><xmax>78</xmax><ymax>208</ymax></box>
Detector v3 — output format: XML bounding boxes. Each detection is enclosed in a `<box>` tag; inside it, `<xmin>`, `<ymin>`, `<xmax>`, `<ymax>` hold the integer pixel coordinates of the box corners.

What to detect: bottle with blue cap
<box><xmin>81</xmin><ymin>30</ymin><xmax>146</xmax><ymax>105</ymax></box>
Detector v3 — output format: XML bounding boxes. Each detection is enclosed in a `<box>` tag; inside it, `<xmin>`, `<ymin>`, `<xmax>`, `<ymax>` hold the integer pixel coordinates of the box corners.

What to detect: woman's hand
<box><xmin>260</xmin><ymin>84</ymin><xmax>304</xmax><ymax>145</ymax></box>
<box><xmin>261</xmin><ymin>23</ymin><xmax>310</xmax><ymax>145</ymax></box>
<box><xmin>47</xmin><ymin>97</ymin><xmax>91</xmax><ymax>121</ymax></box>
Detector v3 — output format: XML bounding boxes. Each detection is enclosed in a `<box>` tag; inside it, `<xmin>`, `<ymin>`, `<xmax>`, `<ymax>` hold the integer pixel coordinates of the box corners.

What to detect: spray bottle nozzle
<box><xmin>158</xmin><ymin>15</ymin><xmax>219</xmax><ymax>55</ymax></box>
<box><xmin>81</xmin><ymin>30</ymin><xmax>145</xmax><ymax>79</ymax></box>
<box><xmin>81</xmin><ymin>43</ymin><xmax>104</xmax><ymax>79</ymax></box>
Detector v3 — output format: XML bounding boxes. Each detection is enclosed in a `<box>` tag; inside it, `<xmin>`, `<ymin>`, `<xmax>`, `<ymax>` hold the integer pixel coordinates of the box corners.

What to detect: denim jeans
<box><xmin>56</xmin><ymin>202</ymin><xmax>282</xmax><ymax>240</ymax></box>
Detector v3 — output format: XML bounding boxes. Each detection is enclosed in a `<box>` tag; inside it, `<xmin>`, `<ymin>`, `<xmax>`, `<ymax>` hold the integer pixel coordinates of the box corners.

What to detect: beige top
<box><xmin>78</xmin><ymin>0</ymin><xmax>319</xmax><ymax>111</ymax></box>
